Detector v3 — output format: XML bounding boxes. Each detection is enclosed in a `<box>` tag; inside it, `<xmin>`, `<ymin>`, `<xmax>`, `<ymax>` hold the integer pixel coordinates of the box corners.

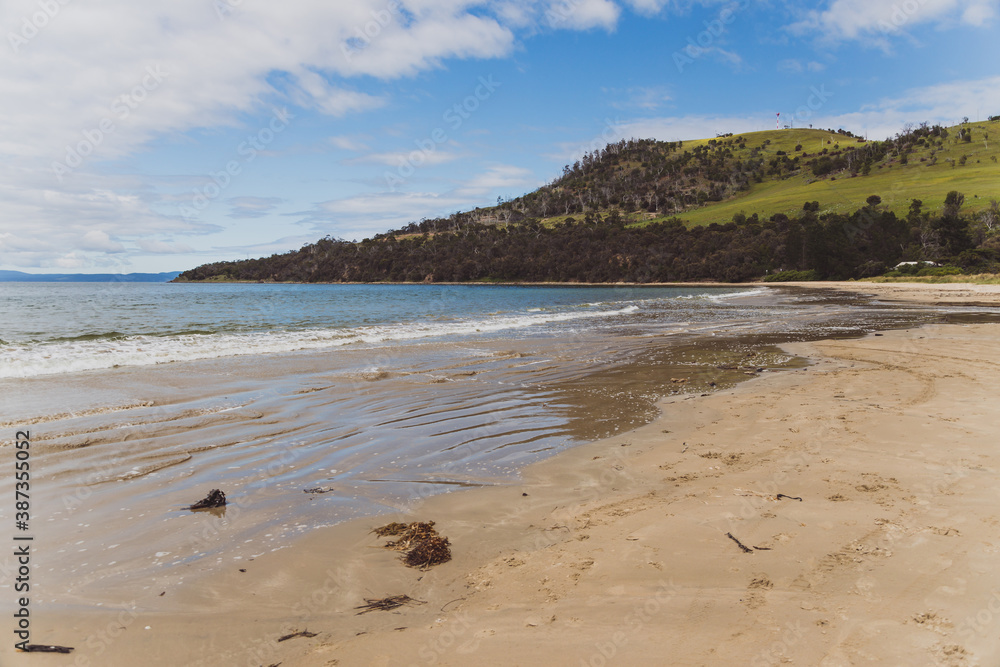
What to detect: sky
<box><xmin>1</xmin><ymin>0</ymin><xmax>998</xmax><ymax>274</ymax></box>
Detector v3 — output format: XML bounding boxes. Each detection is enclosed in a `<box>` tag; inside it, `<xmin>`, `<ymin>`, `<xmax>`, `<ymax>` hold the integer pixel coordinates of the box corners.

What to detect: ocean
<box><xmin>0</xmin><ymin>282</ymin><xmax>954</xmax><ymax>604</ymax></box>
<box><xmin>0</xmin><ymin>282</ymin><xmax>764</xmax><ymax>378</ymax></box>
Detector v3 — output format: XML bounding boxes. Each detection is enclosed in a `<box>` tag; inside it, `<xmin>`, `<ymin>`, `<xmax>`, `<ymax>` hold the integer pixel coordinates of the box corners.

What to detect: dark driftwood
<box><xmin>20</xmin><ymin>644</ymin><xmax>74</xmax><ymax>653</ymax></box>
<box><xmin>189</xmin><ymin>489</ymin><xmax>226</xmax><ymax>510</ymax></box>
<box><xmin>726</xmin><ymin>532</ymin><xmax>753</xmax><ymax>554</ymax></box>
<box><xmin>276</xmin><ymin>630</ymin><xmax>317</xmax><ymax>642</ymax></box>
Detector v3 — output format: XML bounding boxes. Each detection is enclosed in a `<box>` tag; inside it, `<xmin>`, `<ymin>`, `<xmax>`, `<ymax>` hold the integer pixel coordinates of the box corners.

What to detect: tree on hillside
<box><xmin>970</xmin><ymin>200</ymin><xmax>1000</xmax><ymax>245</ymax></box>
<box><xmin>929</xmin><ymin>191</ymin><xmax>973</xmax><ymax>257</ymax></box>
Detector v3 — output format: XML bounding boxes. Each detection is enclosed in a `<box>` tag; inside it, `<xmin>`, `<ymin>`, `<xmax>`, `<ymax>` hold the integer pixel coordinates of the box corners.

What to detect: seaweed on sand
<box><xmin>354</xmin><ymin>595</ymin><xmax>426</xmax><ymax>614</ymax></box>
<box><xmin>371</xmin><ymin>521</ymin><xmax>410</xmax><ymax>537</ymax></box>
<box><xmin>188</xmin><ymin>489</ymin><xmax>226</xmax><ymax>510</ymax></box>
<box><xmin>371</xmin><ymin>520</ymin><xmax>453</xmax><ymax>569</ymax></box>
<box><xmin>382</xmin><ymin>521</ymin><xmax>438</xmax><ymax>551</ymax></box>
<box><xmin>403</xmin><ymin>535</ymin><xmax>452</xmax><ymax>569</ymax></box>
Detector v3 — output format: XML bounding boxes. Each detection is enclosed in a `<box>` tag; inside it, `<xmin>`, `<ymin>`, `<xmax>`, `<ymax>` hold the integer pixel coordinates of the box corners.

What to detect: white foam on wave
<box><xmin>672</xmin><ymin>287</ymin><xmax>765</xmax><ymax>302</ymax></box>
<box><xmin>706</xmin><ymin>287</ymin><xmax>769</xmax><ymax>301</ymax></box>
<box><xmin>0</xmin><ymin>303</ymin><xmax>642</xmax><ymax>378</ymax></box>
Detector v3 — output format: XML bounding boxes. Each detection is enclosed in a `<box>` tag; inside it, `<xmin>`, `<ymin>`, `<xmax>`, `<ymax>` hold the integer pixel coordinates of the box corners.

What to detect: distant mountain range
<box><xmin>0</xmin><ymin>270</ymin><xmax>182</xmax><ymax>282</ymax></box>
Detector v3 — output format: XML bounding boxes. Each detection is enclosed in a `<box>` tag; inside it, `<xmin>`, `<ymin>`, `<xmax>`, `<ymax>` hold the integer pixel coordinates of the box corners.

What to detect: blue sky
<box><xmin>1</xmin><ymin>0</ymin><xmax>998</xmax><ymax>273</ymax></box>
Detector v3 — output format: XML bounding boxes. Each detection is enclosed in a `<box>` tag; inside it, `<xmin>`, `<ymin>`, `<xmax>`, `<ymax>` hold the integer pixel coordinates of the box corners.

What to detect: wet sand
<box><xmin>5</xmin><ymin>283</ymin><xmax>1000</xmax><ymax>665</ymax></box>
<box><xmin>780</xmin><ymin>280</ymin><xmax>1000</xmax><ymax>307</ymax></box>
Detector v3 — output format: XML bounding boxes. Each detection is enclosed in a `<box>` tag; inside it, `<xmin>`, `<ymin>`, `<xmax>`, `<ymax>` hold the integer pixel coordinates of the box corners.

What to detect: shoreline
<box><xmin>7</xmin><ymin>282</ymin><xmax>1000</xmax><ymax>665</ymax></box>
<box><xmin>166</xmin><ymin>277</ymin><xmax>1000</xmax><ymax>291</ymax></box>
<box><xmin>166</xmin><ymin>277</ymin><xmax>1000</xmax><ymax>309</ymax></box>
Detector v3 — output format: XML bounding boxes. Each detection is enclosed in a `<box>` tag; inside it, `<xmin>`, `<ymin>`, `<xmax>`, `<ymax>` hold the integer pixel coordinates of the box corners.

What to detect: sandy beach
<box><xmin>8</xmin><ymin>282</ymin><xmax>1000</xmax><ymax>666</ymax></box>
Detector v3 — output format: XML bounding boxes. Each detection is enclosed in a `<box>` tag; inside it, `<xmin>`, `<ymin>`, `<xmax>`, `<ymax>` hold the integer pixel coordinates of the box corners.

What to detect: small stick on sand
<box><xmin>19</xmin><ymin>644</ymin><xmax>74</xmax><ymax>653</ymax></box>
<box><xmin>354</xmin><ymin>595</ymin><xmax>426</xmax><ymax>615</ymax></box>
<box><xmin>726</xmin><ymin>532</ymin><xmax>753</xmax><ymax>554</ymax></box>
<box><xmin>276</xmin><ymin>630</ymin><xmax>317</xmax><ymax>642</ymax></box>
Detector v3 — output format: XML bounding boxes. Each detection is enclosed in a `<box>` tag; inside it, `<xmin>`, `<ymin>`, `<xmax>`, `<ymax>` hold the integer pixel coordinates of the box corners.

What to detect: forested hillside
<box><xmin>177</xmin><ymin>120</ymin><xmax>1000</xmax><ymax>283</ymax></box>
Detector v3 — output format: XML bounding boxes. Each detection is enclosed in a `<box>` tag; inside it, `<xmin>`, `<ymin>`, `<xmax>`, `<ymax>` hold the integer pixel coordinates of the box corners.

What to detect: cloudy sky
<box><xmin>1</xmin><ymin>0</ymin><xmax>998</xmax><ymax>273</ymax></box>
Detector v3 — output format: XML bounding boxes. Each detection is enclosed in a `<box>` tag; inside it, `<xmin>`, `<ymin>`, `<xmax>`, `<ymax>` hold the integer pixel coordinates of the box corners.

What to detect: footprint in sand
<box><xmin>742</xmin><ymin>575</ymin><xmax>773</xmax><ymax>609</ymax></box>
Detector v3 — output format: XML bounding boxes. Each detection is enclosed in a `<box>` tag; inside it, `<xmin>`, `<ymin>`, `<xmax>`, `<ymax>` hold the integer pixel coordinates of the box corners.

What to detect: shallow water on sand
<box><xmin>0</xmin><ymin>284</ymin><xmax>991</xmax><ymax>607</ymax></box>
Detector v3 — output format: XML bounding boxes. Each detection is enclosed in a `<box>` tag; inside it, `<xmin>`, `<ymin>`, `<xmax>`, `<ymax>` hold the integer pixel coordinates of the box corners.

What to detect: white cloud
<box><xmin>79</xmin><ymin>230</ymin><xmax>126</xmax><ymax>253</ymax></box>
<box><xmin>621</xmin><ymin>0</ymin><xmax>671</xmax><ymax>15</ymax></box>
<box><xmin>349</xmin><ymin>150</ymin><xmax>462</xmax><ymax>167</ymax></box>
<box><xmin>288</xmin><ymin>71</ymin><xmax>386</xmax><ymax>117</ymax></box>
<box><xmin>607</xmin><ymin>85</ymin><xmax>673</xmax><ymax>110</ymax></box>
<box><xmin>135</xmin><ymin>240</ymin><xmax>197</xmax><ymax>254</ymax></box>
<box><xmin>208</xmin><ymin>234</ymin><xmax>322</xmax><ymax>258</ymax></box>
<box><xmin>544</xmin><ymin>0</ymin><xmax>621</xmax><ymax>30</ymax></box>
<box><xmin>294</xmin><ymin>164</ymin><xmax>539</xmax><ymax>240</ymax></box>
<box><xmin>328</xmin><ymin>135</ymin><xmax>371</xmax><ymax>152</ymax></box>
<box><xmin>703</xmin><ymin>46</ymin><xmax>744</xmax><ymax>69</ymax></box>
<box><xmin>493</xmin><ymin>1</ymin><xmax>538</xmax><ymax>27</ymax></box>
<box><xmin>0</xmin><ymin>166</ymin><xmax>219</xmax><ymax>269</ymax></box>
<box><xmin>53</xmin><ymin>253</ymin><xmax>88</xmax><ymax>270</ymax></box>
<box><xmin>778</xmin><ymin>59</ymin><xmax>827</xmax><ymax>74</ymax></box>
<box><xmin>297</xmin><ymin>191</ymin><xmax>472</xmax><ymax>241</ymax></box>
<box><xmin>778</xmin><ymin>58</ymin><xmax>804</xmax><ymax>73</ymax></box>
<box><xmin>618</xmin><ymin>114</ymin><xmax>771</xmax><ymax>141</ymax></box>
<box><xmin>788</xmin><ymin>0</ymin><xmax>999</xmax><ymax>46</ymax></box>
<box><xmin>226</xmin><ymin>196</ymin><xmax>284</xmax><ymax>219</ymax></box>
<box><xmin>962</xmin><ymin>1</ymin><xmax>998</xmax><ymax>23</ymax></box>
<box><xmin>615</xmin><ymin>75</ymin><xmax>1000</xmax><ymax>143</ymax></box>
<box><xmin>454</xmin><ymin>165</ymin><xmax>539</xmax><ymax>197</ymax></box>
<box><xmin>812</xmin><ymin>74</ymin><xmax>1000</xmax><ymax>138</ymax></box>
<box><xmin>0</xmin><ymin>0</ymin><xmax>535</xmax><ymax>271</ymax></box>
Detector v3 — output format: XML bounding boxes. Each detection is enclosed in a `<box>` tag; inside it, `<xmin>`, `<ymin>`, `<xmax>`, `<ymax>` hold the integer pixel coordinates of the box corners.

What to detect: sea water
<box><xmin>0</xmin><ymin>282</ymin><xmax>952</xmax><ymax>602</ymax></box>
<box><xmin>0</xmin><ymin>282</ymin><xmax>767</xmax><ymax>378</ymax></box>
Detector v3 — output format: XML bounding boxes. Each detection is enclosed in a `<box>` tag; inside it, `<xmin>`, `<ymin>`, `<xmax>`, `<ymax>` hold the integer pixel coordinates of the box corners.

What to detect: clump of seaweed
<box><xmin>371</xmin><ymin>520</ymin><xmax>452</xmax><ymax>569</ymax></box>
<box><xmin>383</xmin><ymin>521</ymin><xmax>438</xmax><ymax>551</ymax></box>
<box><xmin>371</xmin><ymin>521</ymin><xmax>409</xmax><ymax>537</ymax></box>
<box><xmin>188</xmin><ymin>489</ymin><xmax>226</xmax><ymax>510</ymax></box>
<box><xmin>403</xmin><ymin>536</ymin><xmax>452</xmax><ymax>569</ymax></box>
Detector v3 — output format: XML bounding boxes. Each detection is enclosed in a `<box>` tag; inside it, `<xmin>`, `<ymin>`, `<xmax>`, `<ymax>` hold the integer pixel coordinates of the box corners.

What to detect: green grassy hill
<box><xmin>668</xmin><ymin>122</ymin><xmax>998</xmax><ymax>226</ymax></box>
<box><xmin>434</xmin><ymin>120</ymin><xmax>998</xmax><ymax>236</ymax></box>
